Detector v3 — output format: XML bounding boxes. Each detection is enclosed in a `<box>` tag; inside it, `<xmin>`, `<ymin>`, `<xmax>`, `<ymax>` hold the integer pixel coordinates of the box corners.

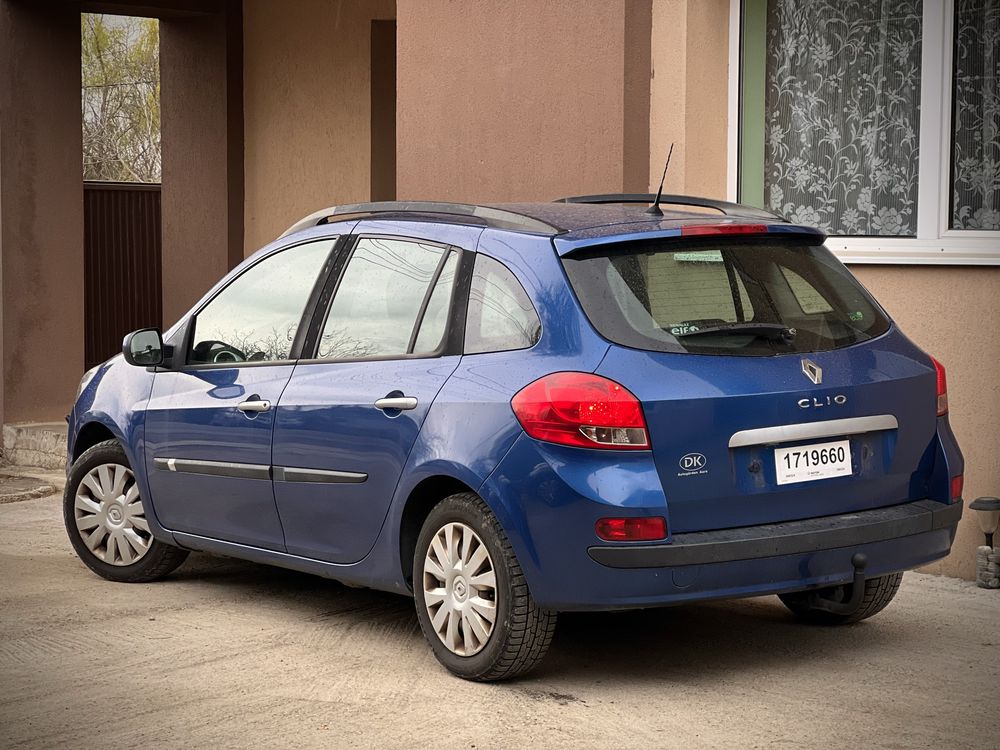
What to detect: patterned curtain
<box><xmin>764</xmin><ymin>0</ymin><xmax>923</xmax><ymax>236</ymax></box>
<box><xmin>952</xmin><ymin>0</ymin><xmax>1000</xmax><ymax>230</ymax></box>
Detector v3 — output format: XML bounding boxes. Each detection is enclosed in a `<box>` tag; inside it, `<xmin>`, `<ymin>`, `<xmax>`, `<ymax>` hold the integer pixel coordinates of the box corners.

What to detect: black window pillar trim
<box><xmin>299</xmin><ymin>232</ymin><xmax>478</xmax><ymax>363</ymax></box>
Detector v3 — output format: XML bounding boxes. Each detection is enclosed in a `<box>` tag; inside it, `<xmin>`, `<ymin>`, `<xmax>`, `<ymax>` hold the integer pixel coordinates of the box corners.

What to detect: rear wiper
<box><xmin>676</xmin><ymin>323</ymin><xmax>796</xmax><ymax>341</ymax></box>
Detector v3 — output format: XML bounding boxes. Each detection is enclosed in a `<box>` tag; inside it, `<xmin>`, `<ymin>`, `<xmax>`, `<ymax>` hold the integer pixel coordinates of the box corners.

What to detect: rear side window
<box><xmin>317</xmin><ymin>238</ymin><xmax>454</xmax><ymax>359</ymax></box>
<box><xmin>562</xmin><ymin>239</ymin><xmax>890</xmax><ymax>356</ymax></box>
<box><xmin>464</xmin><ymin>255</ymin><xmax>541</xmax><ymax>354</ymax></box>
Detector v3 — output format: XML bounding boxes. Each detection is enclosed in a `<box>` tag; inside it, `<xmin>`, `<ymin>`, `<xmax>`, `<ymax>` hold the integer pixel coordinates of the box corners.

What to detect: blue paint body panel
<box><xmin>144</xmin><ymin>365</ymin><xmax>292</xmax><ymax>550</ymax></box>
<box><xmin>67</xmin><ymin>202</ymin><xmax>964</xmax><ymax>611</ymax></box>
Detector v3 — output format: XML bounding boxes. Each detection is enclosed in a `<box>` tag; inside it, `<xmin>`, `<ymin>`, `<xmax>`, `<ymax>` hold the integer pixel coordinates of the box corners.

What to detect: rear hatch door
<box><xmin>562</xmin><ymin>230</ymin><xmax>938</xmax><ymax>532</ymax></box>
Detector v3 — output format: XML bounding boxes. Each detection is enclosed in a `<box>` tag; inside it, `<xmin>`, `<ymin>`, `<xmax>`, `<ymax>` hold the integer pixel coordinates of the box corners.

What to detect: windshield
<box><xmin>561</xmin><ymin>237</ymin><xmax>890</xmax><ymax>356</ymax></box>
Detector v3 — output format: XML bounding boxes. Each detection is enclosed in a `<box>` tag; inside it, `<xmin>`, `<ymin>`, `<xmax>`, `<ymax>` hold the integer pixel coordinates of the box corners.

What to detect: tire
<box><xmin>779</xmin><ymin>571</ymin><xmax>904</xmax><ymax>625</ymax></box>
<box><xmin>64</xmin><ymin>439</ymin><xmax>189</xmax><ymax>583</ymax></box>
<box><xmin>413</xmin><ymin>492</ymin><xmax>557</xmax><ymax>681</ymax></box>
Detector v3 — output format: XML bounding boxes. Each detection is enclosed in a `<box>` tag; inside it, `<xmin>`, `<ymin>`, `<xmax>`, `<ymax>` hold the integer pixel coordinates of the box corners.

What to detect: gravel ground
<box><xmin>1</xmin><ymin>493</ymin><xmax>998</xmax><ymax>750</ymax></box>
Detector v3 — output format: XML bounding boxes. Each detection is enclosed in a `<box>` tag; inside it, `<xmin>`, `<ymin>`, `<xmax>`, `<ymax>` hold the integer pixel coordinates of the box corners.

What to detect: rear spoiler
<box><xmin>553</xmin><ymin>223</ymin><xmax>827</xmax><ymax>256</ymax></box>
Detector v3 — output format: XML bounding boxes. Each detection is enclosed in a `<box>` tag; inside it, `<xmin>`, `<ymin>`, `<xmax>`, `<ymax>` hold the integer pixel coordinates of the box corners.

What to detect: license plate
<box><xmin>774</xmin><ymin>439</ymin><xmax>852</xmax><ymax>485</ymax></box>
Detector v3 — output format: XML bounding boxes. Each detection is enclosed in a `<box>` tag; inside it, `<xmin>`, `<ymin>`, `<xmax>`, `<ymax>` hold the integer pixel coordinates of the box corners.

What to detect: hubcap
<box><xmin>74</xmin><ymin>463</ymin><xmax>152</xmax><ymax>566</ymax></box>
<box><xmin>422</xmin><ymin>522</ymin><xmax>497</xmax><ymax>656</ymax></box>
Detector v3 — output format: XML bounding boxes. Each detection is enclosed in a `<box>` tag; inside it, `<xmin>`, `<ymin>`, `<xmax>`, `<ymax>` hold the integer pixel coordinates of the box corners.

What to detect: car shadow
<box><xmin>164</xmin><ymin>553</ymin><xmax>898</xmax><ymax>684</ymax></box>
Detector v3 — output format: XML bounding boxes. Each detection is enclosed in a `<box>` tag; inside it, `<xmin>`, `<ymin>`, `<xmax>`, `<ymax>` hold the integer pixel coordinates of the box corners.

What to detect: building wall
<box><xmin>228</xmin><ymin>0</ymin><xmax>997</xmax><ymax>581</ymax></box>
<box><xmin>242</xmin><ymin>0</ymin><xmax>395</xmax><ymax>253</ymax></box>
<box><xmin>0</xmin><ymin>2</ymin><xmax>84</xmax><ymax>424</ymax></box>
<box><xmin>649</xmin><ymin>0</ymin><xmax>730</xmax><ymax>196</ymax></box>
<box><xmin>395</xmin><ymin>0</ymin><xmax>651</xmax><ymax>201</ymax></box>
<box><xmin>853</xmin><ymin>267</ymin><xmax>1000</xmax><ymax>580</ymax></box>
<box><xmin>646</xmin><ymin>0</ymin><xmax>998</xmax><ymax>580</ymax></box>
<box><xmin>160</xmin><ymin>10</ymin><xmax>242</xmax><ymax>327</ymax></box>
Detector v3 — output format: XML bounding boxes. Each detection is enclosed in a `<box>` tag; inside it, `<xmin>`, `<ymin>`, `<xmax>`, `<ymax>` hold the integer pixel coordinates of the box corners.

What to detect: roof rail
<box><xmin>554</xmin><ymin>193</ymin><xmax>782</xmax><ymax>221</ymax></box>
<box><xmin>279</xmin><ymin>201</ymin><xmax>560</xmax><ymax>238</ymax></box>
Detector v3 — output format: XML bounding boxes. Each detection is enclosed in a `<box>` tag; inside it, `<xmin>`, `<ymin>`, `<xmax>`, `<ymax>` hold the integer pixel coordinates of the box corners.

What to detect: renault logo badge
<box><xmin>801</xmin><ymin>359</ymin><xmax>822</xmax><ymax>385</ymax></box>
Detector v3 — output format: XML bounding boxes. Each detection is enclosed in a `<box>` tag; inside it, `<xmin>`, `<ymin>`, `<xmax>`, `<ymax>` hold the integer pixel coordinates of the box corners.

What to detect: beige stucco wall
<box><xmin>396</xmin><ymin>0</ymin><xmax>651</xmax><ymax>201</ymax></box>
<box><xmin>853</xmin><ymin>267</ymin><xmax>1000</xmax><ymax>580</ymax></box>
<box><xmin>242</xmin><ymin>0</ymin><xmax>395</xmax><ymax>253</ymax></box>
<box><xmin>649</xmin><ymin>0</ymin><xmax>730</xmax><ymax>196</ymax></box>
<box><xmin>160</xmin><ymin>12</ymin><xmax>240</xmax><ymax>327</ymax></box>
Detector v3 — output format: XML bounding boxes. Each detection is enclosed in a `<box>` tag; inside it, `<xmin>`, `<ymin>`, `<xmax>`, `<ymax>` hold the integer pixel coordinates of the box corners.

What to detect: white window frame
<box><xmin>727</xmin><ymin>0</ymin><xmax>1000</xmax><ymax>265</ymax></box>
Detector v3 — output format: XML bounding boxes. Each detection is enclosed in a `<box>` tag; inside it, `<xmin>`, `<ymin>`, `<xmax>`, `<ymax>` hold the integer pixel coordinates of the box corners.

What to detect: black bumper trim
<box><xmin>587</xmin><ymin>499</ymin><xmax>963</xmax><ymax>569</ymax></box>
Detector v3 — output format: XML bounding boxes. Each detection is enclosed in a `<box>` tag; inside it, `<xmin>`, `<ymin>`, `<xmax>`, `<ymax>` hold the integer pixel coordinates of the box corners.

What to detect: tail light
<box><xmin>951</xmin><ymin>475</ymin><xmax>963</xmax><ymax>503</ymax></box>
<box><xmin>680</xmin><ymin>223</ymin><xmax>767</xmax><ymax>236</ymax></box>
<box><xmin>511</xmin><ymin>372</ymin><xmax>649</xmax><ymax>450</ymax></box>
<box><xmin>931</xmin><ymin>357</ymin><xmax>948</xmax><ymax>416</ymax></box>
<box><xmin>596</xmin><ymin>517</ymin><xmax>667</xmax><ymax>541</ymax></box>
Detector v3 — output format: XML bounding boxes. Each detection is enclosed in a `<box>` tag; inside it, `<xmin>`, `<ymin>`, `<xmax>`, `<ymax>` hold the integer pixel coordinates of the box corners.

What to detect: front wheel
<box><xmin>64</xmin><ymin>439</ymin><xmax>189</xmax><ymax>583</ymax></box>
<box><xmin>413</xmin><ymin>492</ymin><xmax>556</xmax><ymax>681</ymax></box>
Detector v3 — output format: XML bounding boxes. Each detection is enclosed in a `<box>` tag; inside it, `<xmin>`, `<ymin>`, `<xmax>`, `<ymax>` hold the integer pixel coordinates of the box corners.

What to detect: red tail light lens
<box><xmin>511</xmin><ymin>372</ymin><xmax>649</xmax><ymax>450</ymax></box>
<box><xmin>596</xmin><ymin>517</ymin><xmax>667</xmax><ymax>541</ymax></box>
<box><xmin>680</xmin><ymin>223</ymin><xmax>767</xmax><ymax>236</ymax></box>
<box><xmin>950</xmin><ymin>475</ymin><xmax>963</xmax><ymax>502</ymax></box>
<box><xmin>931</xmin><ymin>357</ymin><xmax>948</xmax><ymax>416</ymax></box>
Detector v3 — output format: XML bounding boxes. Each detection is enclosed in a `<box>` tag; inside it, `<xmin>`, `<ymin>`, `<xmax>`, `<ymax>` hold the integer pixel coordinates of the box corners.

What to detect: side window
<box><xmin>317</xmin><ymin>238</ymin><xmax>449</xmax><ymax>359</ymax></box>
<box><xmin>412</xmin><ymin>251</ymin><xmax>459</xmax><ymax>353</ymax></box>
<box><xmin>464</xmin><ymin>255</ymin><xmax>541</xmax><ymax>354</ymax></box>
<box><xmin>189</xmin><ymin>239</ymin><xmax>335</xmax><ymax>364</ymax></box>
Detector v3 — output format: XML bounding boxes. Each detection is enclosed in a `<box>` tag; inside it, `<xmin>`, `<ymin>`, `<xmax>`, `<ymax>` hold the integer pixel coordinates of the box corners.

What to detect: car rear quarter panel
<box><xmin>376</xmin><ymin>230</ymin><xmax>613</xmax><ymax>583</ymax></box>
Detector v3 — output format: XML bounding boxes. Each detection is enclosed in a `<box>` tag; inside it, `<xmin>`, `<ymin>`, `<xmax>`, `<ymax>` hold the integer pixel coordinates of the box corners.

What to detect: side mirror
<box><xmin>123</xmin><ymin>328</ymin><xmax>164</xmax><ymax>367</ymax></box>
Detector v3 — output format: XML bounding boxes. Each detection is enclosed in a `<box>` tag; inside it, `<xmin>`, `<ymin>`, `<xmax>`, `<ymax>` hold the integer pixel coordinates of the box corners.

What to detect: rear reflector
<box><xmin>680</xmin><ymin>224</ymin><xmax>767</xmax><ymax>236</ymax></box>
<box><xmin>595</xmin><ymin>517</ymin><xmax>667</xmax><ymax>542</ymax></box>
<box><xmin>931</xmin><ymin>357</ymin><xmax>948</xmax><ymax>416</ymax></box>
<box><xmin>951</xmin><ymin>475</ymin><xmax>964</xmax><ymax>503</ymax></box>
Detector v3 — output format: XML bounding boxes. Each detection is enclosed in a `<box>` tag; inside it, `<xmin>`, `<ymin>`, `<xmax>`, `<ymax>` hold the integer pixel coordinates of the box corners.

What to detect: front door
<box><xmin>272</xmin><ymin>235</ymin><xmax>464</xmax><ymax>563</ymax></box>
<box><xmin>144</xmin><ymin>237</ymin><xmax>338</xmax><ymax>549</ymax></box>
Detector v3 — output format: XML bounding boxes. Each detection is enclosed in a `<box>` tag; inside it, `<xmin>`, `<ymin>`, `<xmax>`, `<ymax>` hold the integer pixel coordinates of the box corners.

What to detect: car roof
<box><xmin>278</xmin><ymin>196</ymin><xmax>824</xmax><ymax>246</ymax></box>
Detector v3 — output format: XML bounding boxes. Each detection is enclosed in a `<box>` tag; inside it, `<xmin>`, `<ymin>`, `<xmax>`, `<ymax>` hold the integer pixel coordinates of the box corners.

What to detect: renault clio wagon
<box><xmin>65</xmin><ymin>195</ymin><xmax>964</xmax><ymax>681</ymax></box>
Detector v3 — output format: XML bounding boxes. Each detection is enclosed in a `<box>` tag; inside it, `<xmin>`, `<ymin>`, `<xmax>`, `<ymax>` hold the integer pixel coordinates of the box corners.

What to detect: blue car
<box><xmin>65</xmin><ymin>195</ymin><xmax>964</xmax><ymax>681</ymax></box>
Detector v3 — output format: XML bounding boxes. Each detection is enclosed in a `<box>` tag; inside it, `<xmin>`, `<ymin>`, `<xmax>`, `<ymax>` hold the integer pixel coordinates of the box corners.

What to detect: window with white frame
<box><xmin>731</xmin><ymin>0</ymin><xmax>1000</xmax><ymax>264</ymax></box>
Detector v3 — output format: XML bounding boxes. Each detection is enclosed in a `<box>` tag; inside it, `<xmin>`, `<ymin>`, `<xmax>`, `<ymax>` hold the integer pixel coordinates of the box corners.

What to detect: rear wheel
<box><xmin>779</xmin><ymin>572</ymin><xmax>904</xmax><ymax>625</ymax></box>
<box><xmin>64</xmin><ymin>439</ymin><xmax>189</xmax><ymax>583</ymax></box>
<box><xmin>413</xmin><ymin>492</ymin><xmax>556</xmax><ymax>681</ymax></box>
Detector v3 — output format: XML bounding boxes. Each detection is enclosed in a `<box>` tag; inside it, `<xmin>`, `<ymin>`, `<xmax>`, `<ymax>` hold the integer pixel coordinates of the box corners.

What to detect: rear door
<box><xmin>144</xmin><ymin>237</ymin><xmax>339</xmax><ymax>549</ymax></box>
<box><xmin>563</xmin><ymin>234</ymin><xmax>939</xmax><ymax>532</ymax></box>
<box><xmin>271</xmin><ymin>232</ymin><xmax>469</xmax><ymax>563</ymax></box>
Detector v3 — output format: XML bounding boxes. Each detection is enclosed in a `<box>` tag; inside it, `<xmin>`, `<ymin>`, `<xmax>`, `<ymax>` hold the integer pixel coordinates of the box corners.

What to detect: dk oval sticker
<box><xmin>679</xmin><ymin>453</ymin><xmax>707</xmax><ymax>472</ymax></box>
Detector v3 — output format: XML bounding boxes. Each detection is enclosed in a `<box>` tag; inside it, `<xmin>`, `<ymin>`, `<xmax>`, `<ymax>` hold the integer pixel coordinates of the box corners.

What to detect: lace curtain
<box><xmin>764</xmin><ymin>0</ymin><xmax>923</xmax><ymax>236</ymax></box>
<box><xmin>952</xmin><ymin>0</ymin><xmax>1000</xmax><ymax>230</ymax></box>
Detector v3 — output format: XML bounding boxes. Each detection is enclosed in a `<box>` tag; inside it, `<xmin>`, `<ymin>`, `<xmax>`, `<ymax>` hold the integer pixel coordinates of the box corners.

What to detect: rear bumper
<box><xmin>588</xmin><ymin>499</ymin><xmax>963</xmax><ymax>568</ymax></box>
<box><xmin>479</xmin><ymin>434</ymin><xmax>964</xmax><ymax>611</ymax></box>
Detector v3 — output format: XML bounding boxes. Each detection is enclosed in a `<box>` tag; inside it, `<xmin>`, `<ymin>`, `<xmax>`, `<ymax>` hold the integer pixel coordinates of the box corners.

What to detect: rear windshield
<box><xmin>562</xmin><ymin>238</ymin><xmax>890</xmax><ymax>356</ymax></box>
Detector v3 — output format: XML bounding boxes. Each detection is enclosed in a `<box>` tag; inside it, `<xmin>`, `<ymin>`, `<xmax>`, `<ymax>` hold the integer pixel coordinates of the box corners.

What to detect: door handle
<box><xmin>237</xmin><ymin>399</ymin><xmax>271</xmax><ymax>413</ymax></box>
<box><xmin>374</xmin><ymin>396</ymin><xmax>418</xmax><ymax>411</ymax></box>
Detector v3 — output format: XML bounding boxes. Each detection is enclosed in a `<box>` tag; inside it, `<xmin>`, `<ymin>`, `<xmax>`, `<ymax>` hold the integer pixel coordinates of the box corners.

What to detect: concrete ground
<box><xmin>1</xmin><ymin>491</ymin><xmax>998</xmax><ymax>750</ymax></box>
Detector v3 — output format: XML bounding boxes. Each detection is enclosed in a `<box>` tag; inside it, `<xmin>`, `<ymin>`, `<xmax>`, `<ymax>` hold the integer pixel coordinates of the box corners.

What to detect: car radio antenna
<box><xmin>645</xmin><ymin>142</ymin><xmax>675</xmax><ymax>216</ymax></box>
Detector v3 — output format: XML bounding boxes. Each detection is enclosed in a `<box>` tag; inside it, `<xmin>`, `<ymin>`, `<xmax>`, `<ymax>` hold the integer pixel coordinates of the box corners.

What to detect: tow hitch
<box><xmin>807</xmin><ymin>553</ymin><xmax>869</xmax><ymax>615</ymax></box>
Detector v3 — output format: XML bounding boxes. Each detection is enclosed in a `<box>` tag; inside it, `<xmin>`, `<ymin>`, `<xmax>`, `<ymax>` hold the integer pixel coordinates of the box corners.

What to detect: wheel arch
<box><xmin>398</xmin><ymin>474</ymin><xmax>477</xmax><ymax>589</ymax></box>
<box><xmin>72</xmin><ymin>420</ymin><xmax>119</xmax><ymax>462</ymax></box>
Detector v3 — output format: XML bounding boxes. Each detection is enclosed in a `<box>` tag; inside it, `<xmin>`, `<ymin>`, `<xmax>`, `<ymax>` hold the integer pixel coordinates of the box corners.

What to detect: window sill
<box><xmin>826</xmin><ymin>236</ymin><xmax>1000</xmax><ymax>266</ymax></box>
